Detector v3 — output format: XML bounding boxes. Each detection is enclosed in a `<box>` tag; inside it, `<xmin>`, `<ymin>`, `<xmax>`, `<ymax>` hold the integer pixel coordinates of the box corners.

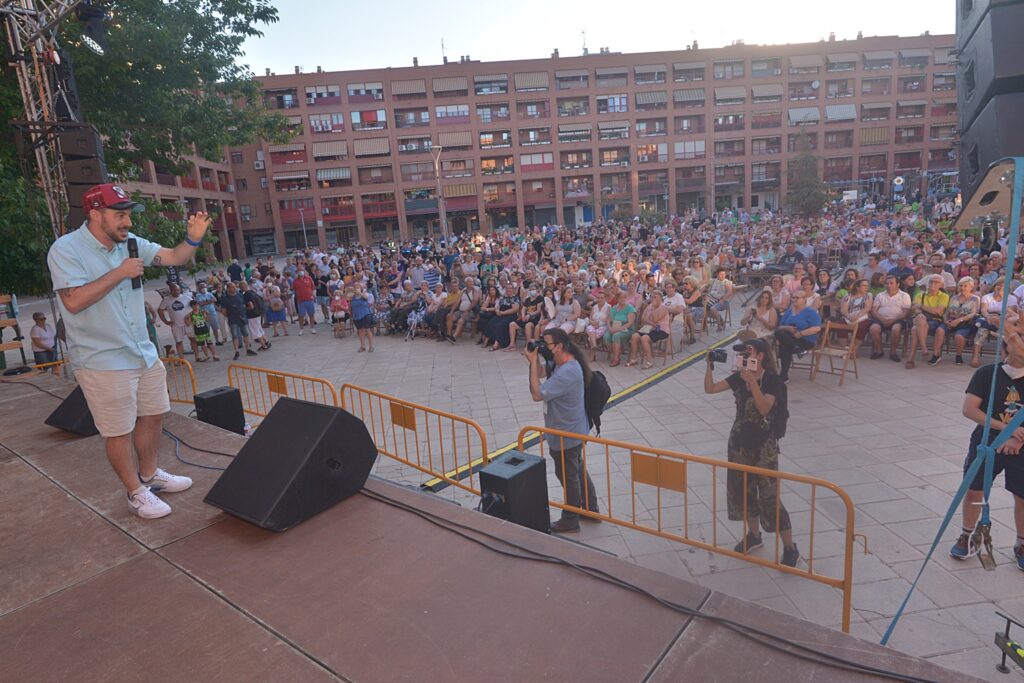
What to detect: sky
<box><xmin>240</xmin><ymin>0</ymin><xmax>955</xmax><ymax>75</ymax></box>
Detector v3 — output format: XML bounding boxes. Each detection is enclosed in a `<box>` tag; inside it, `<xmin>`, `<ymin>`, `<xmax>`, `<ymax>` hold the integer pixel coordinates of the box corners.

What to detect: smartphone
<box><xmin>742</xmin><ymin>356</ymin><xmax>759</xmax><ymax>373</ymax></box>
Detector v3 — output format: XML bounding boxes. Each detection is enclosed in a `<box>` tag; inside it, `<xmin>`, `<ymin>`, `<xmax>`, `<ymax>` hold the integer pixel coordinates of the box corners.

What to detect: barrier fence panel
<box><xmin>517</xmin><ymin>425</ymin><xmax>857</xmax><ymax>632</ymax></box>
<box><xmin>228</xmin><ymin>364</ymin><xmax>339</xmax><ymax>418</ymax></box>
<box><xmin>340</xmin><ymin>384</ymin><xmax>489</xmax><ymax>495</ymax></box>
<box><xmin>161</xmin><ymin>357</ymin><xmax>197</xmax><ymax>405</ymax></box>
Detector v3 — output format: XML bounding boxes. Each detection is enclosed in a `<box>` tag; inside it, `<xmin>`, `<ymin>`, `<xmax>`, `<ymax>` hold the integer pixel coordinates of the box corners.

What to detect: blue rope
<box><xmin>882</xmin><ymin>157</ymin><xmax>1024</xmax><ymax>645</ymax></box>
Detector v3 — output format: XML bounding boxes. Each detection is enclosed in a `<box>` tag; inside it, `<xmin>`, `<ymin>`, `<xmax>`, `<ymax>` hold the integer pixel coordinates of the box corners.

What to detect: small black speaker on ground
<box><xmin>479</xmin><ymin>450</ymin><xmax>550</xmax><ymax>534</ymax></box>
<box><xmin>45</xmin><ymin>386</ymin><xmax>99</xmax><ymax>437</ymax></box>
<box><xmin>194</xmin><ymin>386</ymin><xmax>245</xmax><ymax>435</ymax></box>
<box><xmin>204</xmin><ymin>398</ymin><xmax>378</xmax><ymax>531</ymax></box>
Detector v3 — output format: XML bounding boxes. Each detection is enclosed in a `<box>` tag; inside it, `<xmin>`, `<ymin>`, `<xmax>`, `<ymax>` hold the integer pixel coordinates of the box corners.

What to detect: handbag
<box><xmin>574</xmin><ymin>317</ymin><xmax>588</xmax><ymax>334</ymax></box>
<box><xmin>638</xmin><ymin>324</ymin><xmax>654</xmax><ymax>335</ymax></box>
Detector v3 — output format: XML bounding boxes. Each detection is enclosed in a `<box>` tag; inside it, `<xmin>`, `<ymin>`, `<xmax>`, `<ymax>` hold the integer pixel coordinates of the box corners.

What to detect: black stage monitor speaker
<box><xmin>958</xmin><ymin>92</ymin><xmax>1024</xmax><ymax>201</ymax></box>
<box><xmin>479</xmin><ymin>450</ymin><xmax>550</xmax><ymax>534</ymax></box>
<box><xmin>45</xmin><ymin>386</ymin><xmax>99</xmax><ymax>437</ymax></box>
<box><xmin>194</xmin><ymin>386</ymin><xmax>245</xmax><ymax>435</ymax></box>
<box><xmin>204</xmin><ymin>398</ymin><xmax>378</xmax><ymax>531</ymax></box>
<box><xmin>956</xmin><ymin>2</ymin><xmax>1024</xmax><ymax>132</ymax></box>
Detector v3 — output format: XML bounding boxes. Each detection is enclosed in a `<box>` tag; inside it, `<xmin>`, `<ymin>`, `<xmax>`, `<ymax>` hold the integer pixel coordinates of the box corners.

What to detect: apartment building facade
<box><xmin>228</xmin><ymin>33</ymin><xmax>957</xmax><ymax>255</ymax></box>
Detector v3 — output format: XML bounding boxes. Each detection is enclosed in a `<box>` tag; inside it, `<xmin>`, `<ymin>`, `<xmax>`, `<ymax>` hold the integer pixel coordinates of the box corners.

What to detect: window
<box><xmin>751</xmin><ymin>58</ymin><xmax>781</xmax><ymax>77</ymax></box>
<box><xmin>751</xmin><ymin>110</ymin><xmax>782</xmax><ymax>129</ymax></box>
<box><xmin>824</xmin><ymin>130</ymin><xmax>854</xmax><ymax>149</ymax></box>
<box><xmin>635</xmin><ymin>67</ymin><xmax>667</xmax><ymax>85</ymax></box>
<box><xmin>309</xmin><ymin>112</ymin><xmax>345</xmax><ymax>133</ymax></box>
<box><xmin>479</xmin><ymin>130</ymin><xmax>512</xmax><ymax>148</ymax></box>
<box><xmin>350</xmin><ymin>109</ymin><xmax>387</xmax><ymax>131</ymax></box>
<box><xmin>260</xmin><ymin>177</ymin><xmax>268</xmax><ymax>189</ymax></box>
<box><xmin>519</xmin><ymin>127</ymin><xmax>551</xmax><ymax>145</ymax></box>
<box><xmin>596</xmin><ymin>69</ymin><xmax>628</xmax><ymax>88</ymax></box>
<box><xmin>713</xmin><ymin>113</ymin><xmax>745</xmax><ymax>132</ymax></box>
<box><xmin>713</xmin><ymin>60</ymin><xmax>744</xmax><ymax>80</ymax></box>
<box><xmin>480</xmin><ymin>156</ymin><xmax>514</xmax><ymax>174</ymax></box>
<box><xmin>597</xmin><ymin>94</ymin><xmax>628</xmax><ymax>114</ymax></box>
<box><xmin>346</xmin><ymin>82</ymin><xmax>383</xmax><ymax>101</ymax></box>
<box><xmin>557</xmin><ymin>96</ymin><xmax>589</xmax><ymax>117</ymax></box>
<box><xmin>395</xmin><ymin>108</ymin><xmax>430</xmax><ymax>128</ymax></box>
<box><xmin>933</xmin><ymin>73</ymin><xmax>956</xmax><ymax>91</ymax></box>
<box><xmin>788</xmin><ymin>81</ymin><xmax>818</xmax><ymax>101</ymax></box>
<box><xmin>674</xmin><ymin>114</ymin><xmax>705</xmax><ymax>134</ymax></box>
<box><xmin>435</xmin><ymin>104</ymin><xmax>470</xmax><ymax>123</ymax></box>
<box><xmin>441</xmin><ymin>158</ymin><xmax>474</xmax><ymax>178</ymax></box>
<box><xmin>788</xmin><ymin>133</ymin><xmax>818</xmax><ymax>151</ymax></box>
<box><xmin>636</xmin><ymin>118</ymin><xmax>668</xmax><ymax>136</ymax></box>
<box><xmin>474</xmin><ymin>77</ymin><xmax>508</xmax><ymax>95</ymax></box>
<box><xmin>236</xmin><ymin>178</ymin><xmax>248</xmax><ymax>191</ymax></box>
<box><xmin>476</xmin><ymin>103</ymin><xmax>510</xmax><ymax>123</ymax></box>
<box><xmin>264</xmin><ymin>202</ymin><xmax>272</xmax><ymax>214</ymax></box>
<box><xmin>519</xmin><ymin>152</ymin><xmax>553</xmax><ymax>170</ymax></box>
<box><xmin>751</xmin><ymin>136</ymin><xmax>781</xmax><ymax>155</ymax></box>
<box><xmin>826</xmin><ymin>79</ymin><xmax>852</xmax><ymax>99</ymax></box>
<box><xmin>861</xmin><ymin>77</ymin><xmax>891</xmax><ymax>96</ymax></box>
<box><xmin>674</xmin><ymin>140</ymin><xmax>705</xmax><ymax>160</ymax></box>
<box><xmin>555</xmin><ymin>73</ymin><xmax>589</xmax><ymax>90</ymax></box>
<box><xmin>239</xmin><ymin>205</ymin><xmax>252</xmax><ymax>222</ymax></box>
<box><xmin>673</xmin><ymin>66</ymin><xmax>705</xmax><ymax>82</ymax></box>
<box><xmin>230</xmin><ymin>152</ymin><xmax>243</xmax><ymax>164</ymax></box>
<box><xmin>305</xmin><ymin>84</ymin><xmax>341</xmax><ymax>104</ymax></box>
<box><xmin>557</xmin><ymin>125</ymin><xmax>592</xmax><ymax>143</ymax></box>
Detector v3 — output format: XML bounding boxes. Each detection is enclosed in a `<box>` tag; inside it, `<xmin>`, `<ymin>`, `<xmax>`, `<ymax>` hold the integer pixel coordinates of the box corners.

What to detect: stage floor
<box><xmin>0</xmin><ymin>373</ymin><xmax>977</xmax><ymax>682</ymax></box>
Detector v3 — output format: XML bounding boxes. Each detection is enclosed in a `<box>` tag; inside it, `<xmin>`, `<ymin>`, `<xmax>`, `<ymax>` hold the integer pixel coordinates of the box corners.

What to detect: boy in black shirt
<box><xmin>951</xmin><ymin>333</ymin><xmax>1024</xmax><ymax>568</ymax></box>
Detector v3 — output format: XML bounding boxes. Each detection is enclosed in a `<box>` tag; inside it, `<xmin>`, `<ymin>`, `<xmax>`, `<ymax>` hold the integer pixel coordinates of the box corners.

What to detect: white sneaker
<box><xmin>141</xmin><ymin>467</ymin><xmax>193</xmax><ymax>493</ymax></box>
<box><xmin>128</xmin><ymin>487</ymin><xmax>171</xmax><ymax>519</ymax></box>
<box><xmin>298</xmin><ymin>330</ymin><xmax>303</xmax><ymax>336</ymax></box>
<box><xmin>311</xmin><ymin>327</ymin><xmax>317</xmax><ymax>335</ymax></box>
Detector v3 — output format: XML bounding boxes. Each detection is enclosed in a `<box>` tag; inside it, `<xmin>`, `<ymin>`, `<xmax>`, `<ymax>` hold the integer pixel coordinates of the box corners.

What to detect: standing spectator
<box><xmin>704</xmin><ymin>337</ymin><xmax>798</xmax><ymax>567</ymax></box>
<box><xmin>187</xmin><ymin>300</ymin><xmax>218</xmax><ymax>362</ymax></box>
<box><xmin>227</xmin><ymin>258</ymin><xmax>242</xmax><ymax>282</ymax></box>
<box><xmin>774</xmin><ymin>292</ymin><xmax>822</xmax><ymax>383</ymax></box>
<box><xmin>219</xmin><ymin>282</ymin><xmax>256</xmax><ymax>360</ymax></box>
<box><xmin>193</xmin><ymin>281</ymin><xmax>224</xmax><ymax>346</ymax></box>
<box><xmin>240</xmin><ymin>281</ymin><xmax>271</xmax><ymax>351</ymax></box>
<box><xmin>526</xmin><ymin>328</ymin><xmax>599</xmax><ymax>533</ymax></box>
<box><xmin>266</xmin><ymin>285</ymin><xmax>289</xmax><ymax>337</ymax></box>
<box><xmin>292</xmin><ymin>268</ymin><xmax>318</xmax><ymax>335</ymax></box>
<box><xmin>315</xmin><ymin>270</ymin><xmax>331</xmax><ymax>323</ymax></box>
<box><xmin>30</xmin><ymin>311</ymin><xmax>57</xmax><ymax>365</ymax></box>
<box><xmin>350</xmin><ymin>284</ymin><xmax>375</xmax><ymax>352</ymax></box>
<box><xmin>868</xmin><ymin>275</ymin><xmax>911</xmax><ymax>361</ymax></box>
<box><xmin>158</xmin><ymin>282</ymin><xmax>194</xmax><ymax>359</ymax></box>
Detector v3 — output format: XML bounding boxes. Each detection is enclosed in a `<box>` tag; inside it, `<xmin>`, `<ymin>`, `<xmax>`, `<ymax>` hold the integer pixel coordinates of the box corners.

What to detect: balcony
<box><xmin>714</xmin><ymin>144</ymin><xmax>745</xmax><ymax>158</ymax></box>
<box><xmin>714</xmin><ymin>118</ymin><xmax>745</xmax><ymax>132</ymax></box>
<box><xmin>308</xmin><ymin>94</ymin><xmax>342</xmax><ymax>106</ymax></box>
<box><xmin>361</xmin><ymin>200</ymin><xmax>398</xmax><ymax>218</ymax></box>
<box><xmin>270</xmin><ymin>151</ymin><xmax>308</xmax><ymax>166</ymax></box>
<box><xmin>600</xmin><ymin>157</ymin><xmax>630</xmax><ymax>167</ymax></box>
<box><xmin>358</xmin><ymin>168</ymin><xmax>395</xmax><ymax>185</ymax></box>
<box><xmin>201</xmin><ymin>180</ymin><xmax>218</xmax><ymax>192</ymax></box>
<box><xmin>404</xmin><ymin>197</ymin><xmax>439</xmax><ymax>214</ymax></box>
<box><xmin>519</xmin><ymin>130</ymin><xmax>552</xmax><ymax>146</ymax></box>
<box><xmin>323</xmin><ymin>204</ymin><xmax>356</xmax><ymax>220</ymax></box>
<box><xmin>278</xmin><ymin>207</ymin><xmax>313</xmax><ymax>223</ymax></box>
<box><xmin>675</xmin><ymin>176</ymin><xmax>706</xmax><ymax>190</ymax></box>
<box><xmin>638</xmin><ymin>181</ymin><xmax>669</xmax><ymax>196</ymax></box>
<box><xmin>155</xmin><ymin>172</ymin><xmax>177</xmax><ymax>186</ymax></box>
<box><xmin>180</xmin><ymin>177</ymin><xmax>198</xmax><ymax>189</ymax></box>
<box><xmin>517</xmin><ymin>102</ymin><xmax>551</xmax><ymax>120</ymax></box>
<box><xmin>395</xmin><ymin>109</ymin><xmax>430</xmax><ymax>129</ymax></box>
<box><xmin>351</xmin><ymin>121</ymin><xmax>387</xmax><ymax>132</ymax></box>
<box><xmin>520</xmin><ymin>161</ymin><xmax>553</xmax><ymax>173</ymax></box>
<box><xmin>481</xmin><ymin>164</ymin><xmax>515</xmax><ymax>176</ymax></box>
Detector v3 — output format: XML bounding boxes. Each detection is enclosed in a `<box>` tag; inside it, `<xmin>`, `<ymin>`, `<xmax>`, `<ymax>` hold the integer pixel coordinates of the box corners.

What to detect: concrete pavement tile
<box><xmin>860</xmin><ymin>498</ymin><xmax>938</xmax><ymax>525</ymax></box>
<box><xmin>861</xmin><ymin>609</ymin><xmax>986</xmax><ymax>659</ymax></box>
<box><xmin>855</xmin><ymin>525</ymin><xmax>926</xmax><ymax>564</ymax></box>
<box><xmin>889</xmin><ymin>560</ymin><xmax>986</xmax><ymax>608</ymax></box>
<box><xmin>852</xmin><ymin>577</ymin><xmax>937</xmax><ymax>619</ymax></box>
<box><xmin>697</xmin><ymin>566</ymin><xmax>784</xmax><ymax>601</ymax></box>
<box><xmin>926</xmin><ymin>647</ymin><xmax>1010</xmax><ymax>682</ymax></box>
<box><xmin>864</xmin><ymin>463</ymin><xmax>927</xmax><ymax>489</ymax></box>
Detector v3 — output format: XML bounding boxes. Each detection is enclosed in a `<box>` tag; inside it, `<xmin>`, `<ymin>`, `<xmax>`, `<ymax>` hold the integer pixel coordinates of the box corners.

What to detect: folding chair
<box><xmin>810</xmin><ymin>321</ymin><xmax>859</xmax><ymax>386</ymax></box>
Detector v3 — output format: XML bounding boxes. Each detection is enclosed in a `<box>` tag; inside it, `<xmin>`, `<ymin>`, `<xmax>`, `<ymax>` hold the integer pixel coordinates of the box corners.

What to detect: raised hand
<box><xmin>186</xmin><ymin>212</ymin><xmax>213</xmax><ymax>244</ymax></box>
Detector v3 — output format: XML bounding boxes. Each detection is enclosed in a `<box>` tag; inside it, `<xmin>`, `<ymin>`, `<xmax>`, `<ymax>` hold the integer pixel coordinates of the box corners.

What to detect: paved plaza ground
<box><xmin>9</xmin><ymin>287</ymin><xmax>1024</xmax><ymax>680</ymax></box>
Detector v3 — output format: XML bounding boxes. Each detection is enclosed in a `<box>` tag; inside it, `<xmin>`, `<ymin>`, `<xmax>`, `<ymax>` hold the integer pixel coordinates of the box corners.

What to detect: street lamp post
<box><xmin>430</xmin><ymin>145</ymin><xmax>450</xmax><ymax>245</ymax></box>
<box><xmin>298</xmin><ymin>206</ymin><xmax>309</xmax><ymax>249</ymax></box>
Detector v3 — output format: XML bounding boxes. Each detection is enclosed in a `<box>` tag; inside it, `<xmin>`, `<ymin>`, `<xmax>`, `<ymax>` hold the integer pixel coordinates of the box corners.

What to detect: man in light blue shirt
<box><xmin>47</xmin><ymin>183</ymin><xmax>212</xmax><ymax>520</ymax></box>
<box><xmin>526</xmin><ymin>328</ymin><xmax>599</xmax><ymax>533</ymax></box>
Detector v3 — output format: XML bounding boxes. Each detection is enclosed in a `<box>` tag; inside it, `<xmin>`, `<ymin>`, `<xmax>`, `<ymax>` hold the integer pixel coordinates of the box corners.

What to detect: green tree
<box><xmin>787</xmin><ymin>133</ymin><xmax>827</xmax><ymax>216</ymax></box>
<box><xmin>0</xmin><ymin>0</ymin><xmax>289</xmax><ymax>295</ymax></box>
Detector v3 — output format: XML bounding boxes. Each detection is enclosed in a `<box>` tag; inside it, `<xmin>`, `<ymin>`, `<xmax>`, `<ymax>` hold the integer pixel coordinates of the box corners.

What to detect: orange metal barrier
<box><xmin>518</xmin><ymin>425</ymin><xmax>858</xmax><ymax>633</ymax></box>
<box><xmin>32</xmin><ymin>359</ymin><xmax>67</xmax><ymax>376</ymax></box>
<box><xmin>161</xmin><ymin>357</ymin><xmax>197</xmax><ymax>405</ymax></box>
<box><xmin>340</xmin><ymin>384</ymin><xmax>489</xmax><ymax>495</ymax></box>
<box><xmin>228</xmin><ymin>363</ymin><xmax>338</xmax><ymax>418</ymax></box>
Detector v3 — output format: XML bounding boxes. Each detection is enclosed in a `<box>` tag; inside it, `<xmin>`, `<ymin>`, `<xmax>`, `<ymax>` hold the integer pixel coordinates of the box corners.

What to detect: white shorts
<box><xmin>247</xmin><ymin>317</ymin><xmax>266</xmax><ymax>339</ymax></box>
<box><xmin>74</xmin><ymin>360</ymin><xmax>170</xmax><ymax>437</ymax></box>
<box><xmin>170</xmin><ymin>322</ymin><xmax>193</xmax><ymax>343</ymax></box>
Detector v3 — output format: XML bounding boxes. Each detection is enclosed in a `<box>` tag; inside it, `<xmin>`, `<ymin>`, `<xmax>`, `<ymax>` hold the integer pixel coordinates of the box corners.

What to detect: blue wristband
<box><xmin>185</xmin><ymin>236</ymin><xmax>202</xmax><ymax>247</ymax></box>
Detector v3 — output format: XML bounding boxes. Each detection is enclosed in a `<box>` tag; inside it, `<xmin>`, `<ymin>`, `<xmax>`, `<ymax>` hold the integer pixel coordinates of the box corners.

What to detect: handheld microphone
<box><xmin>127</xmin><ymin>237</ymin><xmax>142</xmax><ymax>289</ymax></box>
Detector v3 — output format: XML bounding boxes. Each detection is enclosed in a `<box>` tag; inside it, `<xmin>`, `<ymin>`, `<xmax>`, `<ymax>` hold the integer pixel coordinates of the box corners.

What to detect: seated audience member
<box><xmin>628</xmin><ymin>290</ymin><xmax>671</xmax><ymax>369</ymax></box>
<box><xmin>705</xmin><ymin>268</ymin><xmax>734</xmax><ymax>331</ymax></box>
<box><xmin>507</xmin><ymin>284</ymin><xmax>544</xmax><ymax>351</ymax></box>
<box><xmin>972</xmin><ymin>283</ymin><xmax>1011</xmax><ymax>368</ymax></box>
<box><xmin>585</xmin><ymin>290</ymin><xmax>612</xmax><ymax>361</ymax></box>
<box><xmin>545</xmin><ymin>287</ymin><xmax>582</xmax><ymax>334</ymax></box>
<box><xmin>774</xmin><ymin>291</ymin><xmax>822</xmax><ymax>382</ymax></box>
<box><xmin>945</xmin><ymin>277</ymin><xmax>982</xmax><ymax>366</ymax></box>
<box><xmin>741</xmin><ymin>289</ymin><xmax>778</xmax><ymax>339</ymax></box>
<box><xmin>768</xmin><ymin>274</ymin><xmax>791</xmax><ymax>314</ymax></box>
<box><xmin>905</xmin><ymin>274</ymin><xmax>949</xmax><ymax>369</ymax></box>
<box><xmin>868</xmin><ymin>275</ymin><xmax>912</xmax><ymax>362</ymax></box>
<box><xmin>603</xmin><ymin>295</ymin><xmax>637</xmax><ymax>367</ymax></box>
<box><xmin>681</xmin><ymin>277</ymin><xmax>705</xmax><ymax>344</ymax></box>
<box><xmin>840</xmin><ymin>279</ymin><xmax>873</xmax><ymax>350</ymax></box>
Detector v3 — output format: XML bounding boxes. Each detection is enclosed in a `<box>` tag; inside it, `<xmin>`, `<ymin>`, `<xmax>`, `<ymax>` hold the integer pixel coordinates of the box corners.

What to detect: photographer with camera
<box><xmin>526</xmin><ymin>328</ymin><xmax>599</xmax><ymax>533</ymax></box>
<box><xmin>704</xmin><ymin>338</ymin><xmax>799</xmax><ymax>567</ymax></box>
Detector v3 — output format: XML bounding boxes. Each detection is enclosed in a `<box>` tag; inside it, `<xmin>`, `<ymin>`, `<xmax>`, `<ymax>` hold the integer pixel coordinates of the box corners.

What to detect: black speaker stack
<box><xmin>60</xmin><ymin>125</ymin><xmax>109</xmax><ymax>229</ymax></box>
<box><xmin>479</xmin><ymin>450</ymin><xmax>550</xmax><ymax>534</ymax></box>
<box><xmin>193</xmin><ymin>386</ymin><xmax>246</xmax><ymax>435</ymax></box>
<box><xmin>956</xmin><ymin>0</ymin><xmax>1024</xmax><ymax>203</ymax></box>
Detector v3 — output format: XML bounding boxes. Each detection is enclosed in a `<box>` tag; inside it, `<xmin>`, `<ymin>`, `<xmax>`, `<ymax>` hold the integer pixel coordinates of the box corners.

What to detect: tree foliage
<box><xmin>787</xmin><ymin>133</ymin><xmax>827</xmax><ymax>216</ymax></box>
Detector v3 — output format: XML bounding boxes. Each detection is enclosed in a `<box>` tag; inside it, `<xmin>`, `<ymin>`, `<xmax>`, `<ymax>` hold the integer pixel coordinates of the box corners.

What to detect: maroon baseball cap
<box><xmin>82</xmin><ymin>183</ymin><xmax>144</xmax><ymax>212</ymax></box>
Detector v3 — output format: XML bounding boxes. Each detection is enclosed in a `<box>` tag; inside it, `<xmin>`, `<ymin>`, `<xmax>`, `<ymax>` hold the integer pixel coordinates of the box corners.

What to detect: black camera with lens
<box><xmin>709</xmin><ymin>349</ymin><xmax>728</xmax><ymax>364</ymax></box>
<box><xmin>527</xmin><ymin>340</ymin><xmax>554</xmax><ymax>362</ymax></box>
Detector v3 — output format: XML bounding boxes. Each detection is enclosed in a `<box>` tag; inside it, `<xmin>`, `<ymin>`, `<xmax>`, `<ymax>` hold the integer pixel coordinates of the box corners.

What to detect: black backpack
<box><xmin>772</xmin><ymin>377</ymin><xmax>789</xmax><ymax>439</ymax></box>
<box><xmin>585</xmin><ymin>370</ymin><xmax>612</xmax><ymax>436</ymax></box>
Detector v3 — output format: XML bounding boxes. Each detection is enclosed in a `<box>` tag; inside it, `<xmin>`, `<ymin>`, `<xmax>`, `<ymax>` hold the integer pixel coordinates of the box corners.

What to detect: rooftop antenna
<box><xmin>581</xmin><ymin>29</ymin><xmax>587</xmax><ymax>56</ymax></box>
<box><xmin>441</xmin><ymin>38</ymin><xmax>446</xmax><ymax>62</ymax></box>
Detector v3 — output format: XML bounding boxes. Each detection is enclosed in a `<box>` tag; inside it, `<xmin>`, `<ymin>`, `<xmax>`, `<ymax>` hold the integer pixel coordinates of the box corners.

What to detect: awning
<box><xmin>933</xmin><ymin>97</ymin><xmax>957</xmax><ymax>105</ymax></box>
<box><xmin>788</xmin><ymin>107</ymin><xmax>820</xmax><ymax>124</ymax></box>
<box><xmin>437</xmin><ymin>131</ymin><xmax>472</xmax><ymax>147</ymax></box>
<box><xmin>514</xmin><ymin>72</ymin><xmax>549</xmax><ymax>90</ymax></box>
<box><xmin>443</xmin><ymin>183</ymin><xmax>476</xmax><ymax>198</ymax></box>
<box><xmin>864</xmin><ymin>50</ymin><xmax>895</xmax><ymax>61</ymax></box>
<box><xmin>390</xmin><ymin>79</ymin><xmax>426</xmax><ymax>95</ymax></box>
<box><xmin>286</xmin><ymin>115</ymin><xmax>303</xmax><ymax>124</ymax></box>
<box><xmin>554</xmin><ymin>69</ymin><xmax>588</xmax><ymax>78</ymax></box>
<box><xmin>595</xmin><ymin>67</ymin><xmax>628</xmax><ymax>76</ymax></box>
<box><xmin>635</xmin><ymin>90</ymin><xmax>667</xmax><ymax>105</ymax></box>
<box><xmin>316</xmin><ymin>167</ymin><xmax>351</xmax><ymax>181</ymax></box>
<box><xmin>673</xmin><ymin>88</ymin><xmax>705</xmax><ymax>102</ymax></box>
<box><xmin>899</xmin><ymin>48</ymin><xmax>931</xmax><ymax>58</ymax></box>
<box><xmin>934</xmin><ymin>47</ymin><xmax>955</xmax><ymax>64</ymax></box>
<box><xmin>558</xmin><ymin>123</ymin><xmax>592</xmax><ymax>133</ymax></box>
<box><xmin>714</xmin><ymin>86</ymin><xmax>747</xmax><ymax>100</ymax></box>
<box><xmin>634</xmin><ymin>64</ymin><xmax>667</xmax><ymax>74</ymax></box>
<box><xmin>673</xmin><ymin>61</ymin><xmax>705</xmax><ymax>70</ymax></box>
<box><xmin>897</xmin><ymin>99</ymin><xmax>927</xmax><ymax>107</ymax></box>
<box><xmin>826</xmin><ymin>53</ymin><xmax>859</xmax><ymax>63</ymax></box>
<box><xmin>752</xmin><ymin>84</ymin><xmax>783</xmax><ymax>98</ymax></box>
<box><xmin>432</xmin><ymin>76</ymin><xmax>468</xmax><ymax>93</ymax></box>
<box><xmin>860</xmin><ymin>127</ymin><xmax>890</xmax><ymax>144</ymax></box>
<box><xmin>268</xmin><ymin>143</ymin><xmax>304</xmax><ymax>153</ymax></box>
<box><xmin>353</xmin><ymin>137</ymin><xmax>390</xmax><ymax>156</ymax></box>
<box><xmin>272</xmin><ymin>171</ymin><xmax>309</xmax><ymax>181</ymax></box>
<box><xmin>598</xmin><ymin>120</ymin><xmax>629</xmax><ymax>130</ymax></box>
<box><xmin>789</xmin><ymin>55</ymin><xmax>824</xmax><ymax>69</ymax></box>
<box><xmin>312</xmin><ymin>140</ymin><xmax>347</xmax><ymax>157</ymax></box>
<box><xmin>861</xmin><ymin>101</ymin><xmax>892</xmax><ymax>110</ymax></box>
<box><xmin>474</xmin><ymin>74</ymin><xmax>507</xmax><ymax>83</ymax></box>
<box><xmin>825</xmin><ymin>104</ymin><xmax>857</xmax><ymax>122</ymax></box>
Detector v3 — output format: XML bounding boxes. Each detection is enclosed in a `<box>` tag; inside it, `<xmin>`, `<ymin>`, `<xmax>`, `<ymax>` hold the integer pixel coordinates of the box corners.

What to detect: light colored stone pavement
<box><xmin>7</xmin><ymin>288</ymin><xmax>1022</xmax><ymax>680</ymax></box>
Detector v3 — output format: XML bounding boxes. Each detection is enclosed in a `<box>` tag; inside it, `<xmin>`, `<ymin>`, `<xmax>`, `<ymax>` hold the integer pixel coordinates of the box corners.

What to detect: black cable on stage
<box><xmin>359</xmin><ymin>488</ymin><xmax>940</xmax><ymax>683</ymax></box>
<box><xmin>162</xmin><ymin>430</ymin><xmax>227</xmax><ymax>471</ymax></box>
